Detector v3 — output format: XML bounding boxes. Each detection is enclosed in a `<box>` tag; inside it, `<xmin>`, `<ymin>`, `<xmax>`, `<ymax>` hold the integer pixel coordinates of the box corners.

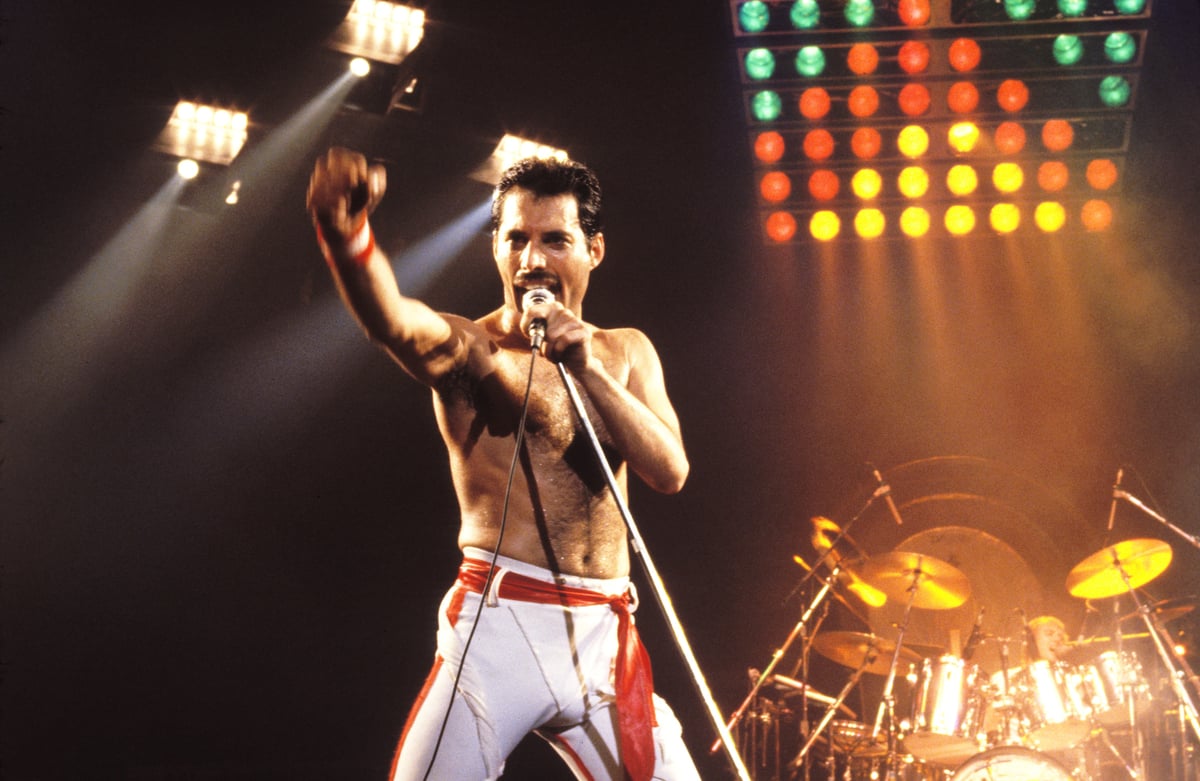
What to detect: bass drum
<box><xmin>949</xmin><ymin>746</ymin><xmax>1073</xmax><ymax>781</ymax></box>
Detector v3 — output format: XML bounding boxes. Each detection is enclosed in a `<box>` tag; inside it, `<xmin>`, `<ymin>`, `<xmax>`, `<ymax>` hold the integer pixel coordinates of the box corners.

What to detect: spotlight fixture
<box><xmin>327</xmin><ymin>0</ymin><xmax>426</xmax><ymax>65</ymax></box>
<box><xmin>176</xmin><ymin>159</ymin><xmax>201</xmax><ymax>180</ymax></box>
<box><xmin>156</xmin><ymin>100</ymin><xmax>250</xmax><ymax>167</ymax></box>
<box><xmin>469</xmin><ymin>135</ymin><xmax>570</xmax><ymax>186</ymax></box>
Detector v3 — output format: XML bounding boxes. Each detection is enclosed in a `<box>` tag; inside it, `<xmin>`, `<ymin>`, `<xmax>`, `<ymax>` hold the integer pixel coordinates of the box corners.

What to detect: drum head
<box><xmin>949</xmin><ymin>746</ymin><xmax>1073</xmax><ymax>781</ymax></box>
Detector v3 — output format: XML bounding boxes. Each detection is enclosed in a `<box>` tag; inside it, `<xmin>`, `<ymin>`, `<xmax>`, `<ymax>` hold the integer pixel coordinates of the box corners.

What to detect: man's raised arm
<box><xmin>306</xmin><ymin>147</ymin><xmax>467</xmax><ymax>386</ymax></box>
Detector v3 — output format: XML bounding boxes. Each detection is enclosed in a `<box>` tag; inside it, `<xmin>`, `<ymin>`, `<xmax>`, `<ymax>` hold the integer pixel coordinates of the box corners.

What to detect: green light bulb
<box><xmin>794</xmin><ymin>46</ymin><xmax>826</xmax><ymax>77</ymax></box>
<box><xmin>1004</xmin><ymin>0</ymin><xmax>1036</xmax><ymax>19</ymax></box>
<box><xmin>1057</xmin><ymin>0</ymin><xmax>1087</xmax><ymax>17</ymax></box>
<box><xmin>1104</xmin><ymin>32</ymin><xmax>1137</xmax><ymax>64</ymax></box>
<box><xmin>1113</xmin><ymin>0</ymin><xmax>1146</xmax><ymax>13</ymax></box>
<box><xmin>1098</xmin><ymin>75</ymin><xmax>1131</xmax><ymax>107</ymax></box>
<box><xmin>745</xmin><ymin>48</ymin><xmax>775</xmax><ymax>80</ymax></box>
<box><xmin>1053</xmin><ymin>35</ymin><xmax>1084</xmax><ymax>66</ymax></box>
<box><xmin>739</xmin><ymin>1</ymin><xmax>770</xmax><ymax>33</ymax></box>
<box><xmin>752</xmin><ymin>90</ymin><xmax>783</xmax><ymax>121</ymax></box>
<box><xmin>791</xmin><ymin>0</ymin><xmax>821</xmax><ymax>29</ymax></box>
<box><xmin>844</xmin><ymin>0</ymin><xmax>875</xmax><ymax>27</ymax></box>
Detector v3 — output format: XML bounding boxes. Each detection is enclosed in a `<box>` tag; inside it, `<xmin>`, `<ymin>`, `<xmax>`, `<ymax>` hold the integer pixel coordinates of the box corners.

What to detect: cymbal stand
<box><xmin>713</xmin><ymin>561</ymin><xmax>847</xmax><ymax>755</ymax></box>
<box><xmin>869</xmin><ymin>563</ymin><xmax>924</xmax><ymax>780</ymax></box>
<box><xmin>1111</xmin><ymin>600</ymin><xmax>1146</xmax><ymax>781</ymax></box>
<box><xmin>1112</xmin><ymin>550</ymin><xmax>1200</xmax><ymax>745</ymax></box>
<box><xmin>1116</xmin><ymin>488</ymin><xmax>1200</xmax><ymax>778</ymax></box>
<box><xmin>788</xmin><ymin>650</ymin><xmax>878</xmax><ymax>772</ymax></box>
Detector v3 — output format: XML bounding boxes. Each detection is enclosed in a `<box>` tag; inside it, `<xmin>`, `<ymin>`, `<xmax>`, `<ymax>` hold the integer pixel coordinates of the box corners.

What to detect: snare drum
<box><xmin>904</xmin><ymin>654</ymin><xmax>986</xmax><ymax>765</ymax></box>
<box><xmin>1014</xmin><ymin>660</ymin><xmax>1092</xmax><ymax>752</ymax></box>
<box><xmin>949</xmin><ymin>746</ymin><xmax>1073</xmax><ymax>781</ymax></box>
<box><xmin>1083</xmin><ymin>649</ymin><xmax>1152</xmax><ymax>725</ymax></box>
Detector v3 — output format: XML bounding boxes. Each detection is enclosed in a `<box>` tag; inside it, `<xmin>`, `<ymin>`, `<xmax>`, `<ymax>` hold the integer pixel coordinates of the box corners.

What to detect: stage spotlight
<box><xmin>328</xmin><ymin>0</ymin><xmax>425</xmax><ymax>65</ymax></box>
<box><xmin>470</xmin><ymin>134</ymin><xmax>569</xmax><ymax>185</ymax></box>
<box><xmin>177</xmin><ymin>159</ymin><xmax>201</xmax><ymax>180</ymax></box>
<box><xmin>156</xmin><ymin>100</ymin><xmax>250</xmax><ymax>167</ymax></box>
<box><xmin>350</xmin><ymin>57</ymin><xmax>371</xmax><ymax>77</ymax></box>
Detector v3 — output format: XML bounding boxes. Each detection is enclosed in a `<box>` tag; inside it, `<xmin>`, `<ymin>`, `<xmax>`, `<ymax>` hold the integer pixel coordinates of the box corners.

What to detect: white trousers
<box><xmin>388</xmin><ymin>549</ymin><xmax>701</xmax><ymax>781</ymax></box>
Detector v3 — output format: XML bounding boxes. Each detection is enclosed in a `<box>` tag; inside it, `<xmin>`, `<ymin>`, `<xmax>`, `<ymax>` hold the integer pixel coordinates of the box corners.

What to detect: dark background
<box><xmin>3</xmin><ymin>1</ymin><xmax>1200</xmax><ymax>778</ymax></box>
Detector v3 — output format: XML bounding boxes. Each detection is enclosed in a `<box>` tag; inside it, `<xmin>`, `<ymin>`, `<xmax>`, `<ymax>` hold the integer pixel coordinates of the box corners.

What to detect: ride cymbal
<box><xmin>1065</xmin><ymin>538</ymin><xmax>1172</xmax><ymax>599</ymax></box>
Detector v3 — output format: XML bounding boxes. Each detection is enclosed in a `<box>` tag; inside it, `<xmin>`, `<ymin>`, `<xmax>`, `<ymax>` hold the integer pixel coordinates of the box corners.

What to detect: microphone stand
<box><xmin>554</xmin><ymin>362</ymin><xmax>752</xmax><ymax>781</ymax></box>
<box><xmin>1115</xmin><ymin>488</ymin><xmax>1200</xmax><ymax>551</ymax></box>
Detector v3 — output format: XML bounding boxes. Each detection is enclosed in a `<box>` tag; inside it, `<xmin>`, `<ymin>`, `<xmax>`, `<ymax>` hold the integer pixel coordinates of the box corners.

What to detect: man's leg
<box><xmin>537</xmin><ymin>693</ymin><xmax>702</xmax><ymax>781</ymax></box>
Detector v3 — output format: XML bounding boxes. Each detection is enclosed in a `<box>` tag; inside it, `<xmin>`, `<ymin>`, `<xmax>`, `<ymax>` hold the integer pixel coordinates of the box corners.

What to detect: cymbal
<box><xmin>857</xmin><ymin>551</ymin><xmax>971</xmax><ymax>609</ymax></box>
<box><xmin>812</xmin><ymin>630</ymin><xmax>924</xmax><ymax>675</ymax></box>
<box><xmin>1065</xmin><ymin>538</ymin><xmax>1173</xmax><ymax>599</ymax></box>
<box><xmin>1121</xmin><ymin>596</ymin><xmax>1195</xmax><ymax>624</ymax></box>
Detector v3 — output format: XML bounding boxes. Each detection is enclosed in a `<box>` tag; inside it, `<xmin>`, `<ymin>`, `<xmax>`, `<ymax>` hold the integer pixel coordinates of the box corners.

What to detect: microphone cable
<box><xmin>420</xmin><ymin>342</ymin><xmax>542</xmax><ymax>781</ymax></box>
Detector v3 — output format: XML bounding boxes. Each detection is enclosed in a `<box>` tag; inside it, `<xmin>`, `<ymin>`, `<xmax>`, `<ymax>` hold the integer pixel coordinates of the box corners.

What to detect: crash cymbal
<box><xmin>812</xmin><ymin>630</ymin><xmax>924</xmax><ymax>675</ymax></box>
<box><xmin>1121</xmin><ymin>596</ymin><xmax>1195</xmax><ymax>624</ymax></box>
<box><xmin>857</xmin><ymin>551</ymin><xmax>971</xmax><ymax>609</ymax></box>
<box><xmin>1065</xmin><ymin>539</ymin><xmax>1173</xmax><ymax>599</ymax></box>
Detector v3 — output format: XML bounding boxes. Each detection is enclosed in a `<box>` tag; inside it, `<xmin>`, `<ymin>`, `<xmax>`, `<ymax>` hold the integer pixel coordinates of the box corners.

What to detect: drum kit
<box><xmin>730</xmin><ymin>523</ymin><xmax>1200</xmax><ymax>781</ymax></box>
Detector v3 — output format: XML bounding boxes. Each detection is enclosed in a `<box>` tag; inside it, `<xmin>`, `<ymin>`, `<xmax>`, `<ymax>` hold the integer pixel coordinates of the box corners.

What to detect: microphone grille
<box><xmin>522</xmin><ymin>287</ymin><xmax>555</xmax><ymax>309</ymax></box>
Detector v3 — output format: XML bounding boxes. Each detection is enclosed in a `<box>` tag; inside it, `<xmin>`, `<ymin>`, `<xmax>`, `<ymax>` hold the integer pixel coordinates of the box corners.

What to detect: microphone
<box><xmin>873</xmin><ymin>468</ymin><xmax>904</xmax><ymax>525</ymax></box>
<box><xmin>521</xmin><ymin>287</ymin><xmax>554</xmax><ymax>350</ymax></box>
<box><xmin>1106</xmin><ymin>467</ymin><xmax>1124</xmax><ymax>532</ymax></box>
<box><xmin>962</xmin><ymin>606</ymin><xmax>986</xmax><ymax>661</ymax></box>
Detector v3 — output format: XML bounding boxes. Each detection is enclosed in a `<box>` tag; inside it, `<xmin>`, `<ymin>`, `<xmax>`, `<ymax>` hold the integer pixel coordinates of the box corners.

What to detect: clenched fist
<box><xmin>306</xmin><ymin>147</ymin><xmax>387</xmax><ymax>240</ymax></box>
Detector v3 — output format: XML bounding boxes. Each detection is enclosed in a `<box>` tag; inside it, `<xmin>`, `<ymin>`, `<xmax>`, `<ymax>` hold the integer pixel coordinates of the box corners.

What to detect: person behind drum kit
<box><xmin>1028</xmin><ymin>615</ymin><xmax>1071</xmax><ymax>664</ymax></box>
<box><xmin>983</xmin><ymin>614</ymin><xmax>1081</xmax><ymax>751</ymax></box>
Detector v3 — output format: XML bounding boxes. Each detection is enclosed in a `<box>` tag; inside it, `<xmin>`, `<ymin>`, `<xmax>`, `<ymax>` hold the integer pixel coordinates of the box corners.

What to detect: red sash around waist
<box><xmin>456</xmin><ymin>557</ymin><xmax>657</xmax><ymax>781</ymax></box>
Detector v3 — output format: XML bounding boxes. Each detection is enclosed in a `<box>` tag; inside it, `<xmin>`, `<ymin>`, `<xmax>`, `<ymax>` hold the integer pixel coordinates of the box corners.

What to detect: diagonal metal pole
<box><xmin>555</xmin><ymin>362</ymin><xmax>751</xmax><ymax>781</ymax></box>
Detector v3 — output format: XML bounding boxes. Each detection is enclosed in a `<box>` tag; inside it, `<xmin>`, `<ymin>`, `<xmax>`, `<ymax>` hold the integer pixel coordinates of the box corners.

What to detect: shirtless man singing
<box><xmin>307</xmin><ymin>148</ymin><xmax>700</xmax><ymax>781</ymax></box>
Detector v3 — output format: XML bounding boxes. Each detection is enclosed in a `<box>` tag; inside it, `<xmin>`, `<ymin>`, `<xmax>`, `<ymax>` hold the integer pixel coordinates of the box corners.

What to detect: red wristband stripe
<box><xmin>316</xmin><ymin>216</ymin><xmax>375</xmax><ymax>268</ymax></box>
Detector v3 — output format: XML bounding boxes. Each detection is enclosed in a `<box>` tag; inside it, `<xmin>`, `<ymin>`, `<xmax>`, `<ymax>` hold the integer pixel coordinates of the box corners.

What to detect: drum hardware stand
<box><xmin>993</xmin><ymin>636</ymin><xmax>1025</xmax><ymax>746</ymax></box>
<box><xmin>788</xmin><ymin>651</ymin><xmax>878</xmax><ymax>774</ymax></box>
<box><xmin>737</xmin><ymin>681</ymin><xmax>785</xmax><ymax>781</ymax></box>
<box><xmin>855</xmin><ymin>561</ymin><xmax>926</xmax><ymax>781</ymax></box>
<box><xmin>1112</xmin><ymin>600</ymin><xmax>1147</xmax><ymax>781</ymax></box>
<box><xmin>1111</xmin><ymin>552</ymin><xmax>1200</xmax><ymax>748</ymax></box>
<box><xmin>722</xmin><ymin>486</ymin><xmax>882</xmax><ymax>764</ymax></box>
<box><xmin>553</xmin><ymin>363</ymin><xmax>752</xmax><ymax>781</ymax></box>
<box><xmin>713</xmin><ymin>562</ymin><xmax>847</xmax><ymax>757</ymax></box>
<box><xmin>1092</xmin><ymin>724</ymin><xmax>1141</xmax><ymax>780</ymax></box>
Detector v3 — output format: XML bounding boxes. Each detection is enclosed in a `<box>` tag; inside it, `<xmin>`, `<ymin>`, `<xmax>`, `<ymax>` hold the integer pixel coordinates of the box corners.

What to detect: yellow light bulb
<box><xmin>947</xmin><ymin>122</ymin><xmax>980</xmax><ymax>153</ymax></box>
<box><xmin>900</xmin><ymin>206</ymin><xmax>931</xmax><ymax>237</ymax></box>
<box><xmin>990</xmin><ymin>203</ymin><xmax>1021</xmax><ymax>233</ymax></box>
<box><xmin>946</xmin><ymin>164</ymin><xmax>979</xmax><ymax>196</ymax></box>
<box><xmin>1035</xmin><ymin>202</ymin><xmax>1067</xmax><ymax>232</ymax></box>
<box><xmin>854</xmin><ymin>208</ymin><xmax>886</xmax><ymax>238</ymax></box>
<box><xmin>897</xmin><ymin>166</ymin><xmax>930</xmax><ymax>198</ymax></box>
<box><xmin>810</xmin><ymin>210</ymin><xmax>841</xmax><ymax>241</ymax></box>
<box><xmin>992</xmin><ymin>162</ymin><xmax>1024</xmax><ymax>194</ymax></box>
<box><xmin>944</xmin><ymin>204</ymin><xmax>976</xmax><ymax>236</ymax></box>
<box><xmin>851</xmin><ymin>168</ymin><xmax>883</xmax><ymax>199</ymax></box>
<box><xmin>897</xmin><ymin>125</ymin><xmax>930</xmax><ymax>159</ymax></box>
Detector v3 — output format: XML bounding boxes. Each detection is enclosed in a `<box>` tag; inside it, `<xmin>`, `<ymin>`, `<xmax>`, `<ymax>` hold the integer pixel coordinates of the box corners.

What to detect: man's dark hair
<box><xmin>491</xmin><ymin>157</ymin><xmax>604</xmax><ymax>240</ymax></box>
